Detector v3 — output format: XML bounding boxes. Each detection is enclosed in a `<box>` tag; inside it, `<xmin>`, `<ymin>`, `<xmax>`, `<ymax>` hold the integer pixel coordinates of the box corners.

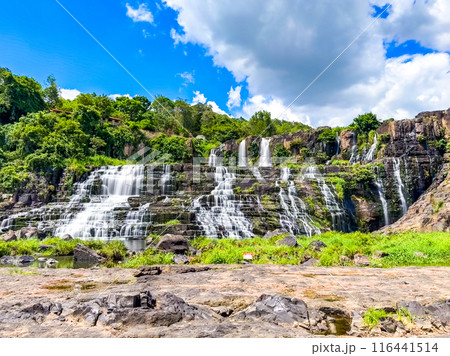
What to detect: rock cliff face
<box><xmin>0</xmin><ymin>109</ymin><xmax>449</xmax><ymax>239</ymax></box>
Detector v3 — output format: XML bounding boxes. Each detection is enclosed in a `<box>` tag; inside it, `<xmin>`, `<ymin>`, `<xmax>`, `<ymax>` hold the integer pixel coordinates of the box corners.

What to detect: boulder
<box><xmin>16</xmin><ymin>255</ymin><xmax>35</xmax><ymax>266</ymax></box>
<box><xmin>276</xmin><ymin>235</ymin><xmax>298</xmax><ymax>247</ymax></box>
<box><xmin>0</xmin><ymin>256</ymin><xmax>15</xmax><ymax>266</ymax></box>
<box><xmin>173</xmin><ymin>254</ymin><xmax>189</xmax><ymax>264</ymax></box>
<box><xmin>308</xmin><ymin>240</ymin><xmax>327</xmax><ymax>252</ymax></box>
<box><xmin>234</xmin><ymin>294</ymin><xmax>309</xmax><ymax>324</ymax></box>
<box><xmin>155</xmin><ymin>234</ymin><xmax>188</xmax><ymax>254</ymax></box>
<box><xmin>354</xmin><ymin>253</ymin><xmax>370</xmax><ymax>266</ymax></box>
<box><xmin>372</xmin><ymin>250</ymin><xmax>389</xmax><ymax>259</ymax></box>
<box><xmin>263</xmin><ymin>229</ymin><xmax>289</xmax><ymax>239</ymax></box>
<box><xmin>61</xmin><ymin>234</ymin><xmax>73</xmax><ymax>241</ymax></box>
<box><xmin>73</xmin><ymin>244</ymin><xmax>104</xmax><ymax>263</ymax></box>
<box><xmin>134</xmin><ymin>266</ymin><xmax>162</xmax><ymax>277</ymax></box>
<box><xmin>425</xmin><ymin>299</ymin><xmax>450</xmax><ymax>326</ymax></box>
<box><xmin>18</xmin><ymin>227</ymin><xmax>39</xmax><ymax>239</ymax></box>
<box><xmin>397</xmin><ymin>301</ymin><xmax>427</xmax><ymax>318</ymax></box>
<box><xmin>3</xmin><ymin>230</ymin><xmax>17</xmax><ymax>242</ymax></box>
<box><xmin>301</xmin><ymin>258</ymin><xmax>319</xmax><ymax>267</ymax></box>
<box><xmin>379</xmin><ymin>317</ymin><xmax>400</xmax><ymax>333</ymax></box>
<box><xmin>45</xmin><ymin>258</ymin><xmax>58</xmax><ymax>267</ymax></box>
<box><xmin>39</xmin><ymin>244</ymin><xmax>55</xmax><ymax>252</ymax></box>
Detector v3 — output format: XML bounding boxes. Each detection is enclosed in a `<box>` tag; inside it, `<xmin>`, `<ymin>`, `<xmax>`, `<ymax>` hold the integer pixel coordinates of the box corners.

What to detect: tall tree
<box><xmin>43</xmin><ymin>75</ymin><xmax>61</xmax><ymax>109</ymax></box>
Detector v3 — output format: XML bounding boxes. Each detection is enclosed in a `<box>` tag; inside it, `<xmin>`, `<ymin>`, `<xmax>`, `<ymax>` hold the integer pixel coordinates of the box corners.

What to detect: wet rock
<box><xmin>173</xmin><ymin>254</ymin><xmax>189</xmax><ymax>264</ymax></box>
<box><xmin>263</xmin><ymin>229</ymin><xmax>289</xmax><ymax>239</ymax></box>
<box><xmin>73</xmin><ymin>244</ymin><xmax>104</xmax><ymax>263</ymax></box>
<box><xmin>16</xmin><ymin>255</ymin><xmax>35</xmax><ymax>266</ymax></box>
<box><xmin>0</xmin><ymin>256</ymin><xmax>15</xmax><ymax>265</ymax></box>
<box><xmin>354</xmin><ymin>253</ymin><xmax>370</xmax><ymax>266</ymax></box>
<box><xmin>372</xmin><ymin>250</ymin><xmax>389</xmax><ymax>259</ymax></box>
<box><xmin>234</xmin><ymin>294</ymin><xmax>308</xmax><ymax>324</ymax></box>
<box><xmin>301</xmin><ymin>258</ymin><xmax>319</xmax><ymax>267</ymax></box>
<box><xmin>134</xmin><ymin>266</ymin><xmax>162</xmax><ymax>277</ymax></box>
<box><xmin>156</xmin><ymin>234</ymin><xmax>188</xmax><ymax>254</ymax></box>
<box><xmin>39</xmin><ymin>244</ymin><xmax>54</xmax><ymax>252</ymax></box>
<box><xmin>3</xmin><ymin>230</ymin><xmax>17</xmax><ymax>242</ymax></box>
<box><xmin>397</xmin><ymin>301</ymin><xmax>427</xmax><ymax>318</ymax></box>
<box><xmin>46</xmin><ymin>258</ymin><xmax>58</xmax><ymax>267</ymax></box>
<box><xmin>276</xmin><ymin>235</ymin><xmax>298</xmax><ymax>247</ymax></box>
<box><xmin>308</xmin><ymin>240</ymin><xmax>327</xmax><ymax>252</ymax></box>
<box><xmin>61</xmin><ymin>234</ymin><xmax>73</xmax><ymax>241</ymax></box>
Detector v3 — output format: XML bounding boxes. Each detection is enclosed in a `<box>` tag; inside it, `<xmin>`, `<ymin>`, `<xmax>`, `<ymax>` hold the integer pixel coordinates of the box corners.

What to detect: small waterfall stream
<box><xmin>53</xmin><ymin>165</ymin><xmax>150</xmax><ymax>240</ymax></box>
<box><xmin>160</xmin><ymin>164</ymin><xmax>173</xmax><ymax>197</ymax></box>
<box><xmin>349</xmin><ymin>133</ymin><xmax>358</xmax><ymax>164</ymax></box>
<box><xmin>259</xmin><ymin>138</ymin><xmax>272</xmax><ymax>167</ymax></box>
<box><xmin>192</xmin><ymin>149</ymin><xmax>254</xmax><ymax>239</ymax></box>
<box><xmin>277</xmin><ymin>167</ymin><xmax>320</xmax><ymax>237</ymax></box>
<box><xmin>393</xmin><ymin>158</ymin><xmax>408</xmax><ymax>215</ymax></box>
<box><xmin>374</xmin><ymin>166</ymin><xmax>389</xmax><ymax>226</ymax></box>
<box><xmin>238</xmin><ymin>138</ymin><xmax>247</xmax><ymax>167</ymax></box>
<box><xmin>335</xmin><ymin>132</ymin><xmax>341</xmax><ymax>156</ymax></box>
<box><xmin>364</xmin><ymin>134</ymin><xmax>377</xmax><ymax>161</ymax></box>
<box><xmin>303</xmin><ymin>165</ymin><xmax>348</xmax><ymax>232</ymax></box>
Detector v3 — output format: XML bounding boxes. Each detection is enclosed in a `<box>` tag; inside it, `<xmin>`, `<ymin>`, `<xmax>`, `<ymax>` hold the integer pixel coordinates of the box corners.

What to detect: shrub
<box><xmin>273</xmin><ymin>143</ymin><xmax>291</xmax><ymax>158</ymax></box>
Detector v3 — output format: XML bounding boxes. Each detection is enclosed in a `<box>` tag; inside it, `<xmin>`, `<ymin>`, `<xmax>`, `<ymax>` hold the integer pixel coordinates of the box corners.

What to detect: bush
<box><xmin>273</xmin><ymin>143</ymin><xmax>291</xmax><ymax>158</ymax></box>
<box><xmin>353</xmin><ymin>113</ymin><xmax>381</xmax><ymax>134</ymax></box>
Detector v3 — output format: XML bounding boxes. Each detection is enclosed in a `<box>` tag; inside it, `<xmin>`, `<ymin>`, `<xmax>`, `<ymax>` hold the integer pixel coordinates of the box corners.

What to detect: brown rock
<box><xmin>354</xmin><ymin>254</ymin><xmax>370</xmax><ymax>266</ymax></box>
<box><xmin>155</xmin><ymin>234</ymin><xmax>188</xmax><ymax>254</ymax></box>
<box><xmin>3</xmin><ymin>230</ymin><xmax>17</xmax><ymax>242</ymax></box>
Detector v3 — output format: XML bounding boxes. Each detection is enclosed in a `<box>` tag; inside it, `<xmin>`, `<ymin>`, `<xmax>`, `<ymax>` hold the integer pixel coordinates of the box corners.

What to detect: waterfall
<box><xmin>277</xmin><ymin>168</ymin><xmax>320</xmax><ymax>237</ymax></box>
<box><xmin>364</xmin><ymin>134</ymin><xmax>377</xmax><ymax>161</ymax></box>
<box><xmin>303</xmin><ymin>165</ymin><xmax>347</xmax><ymax>232</ymax></box>
<box><xmin>208</xmin><ymin>148</ymin><xmax>217</xmax><ymax>167</ymax></box>
<box><xmin>374</xmin><ymin>166</ymin><xmax>389</xmax><ymax>226</ymax></box>
<box><xmin>192</xmin><ymin>150</ymin><xmax>254</xmax><ymax>239</ymax></box>
<box><xmin>349</xmin><ymin>133</ymin><xmax>358</xmax><ymax>164</ymax></box>
<box><xmin>259</xmin><ymin>138</ymin><xmax>272</xmax><ymax>167</ymax></box>
<box><xmin>335</xmin><ymin>132</ymin><xmax>341</xmax><ymax>156</ymax></box>
<box><xmin>160</xmin><ymin>164</ymin><xmax>173</xmax><ymax>196</ymax></box>
<box><xmin>238</xmin><ymin>139</ymin><xmax>247</xmax><ymax>167</ymax></box>
<box><xmin>53</xmin><ymin>165</ymin><xmax>150</xmax><ymax>240</ymax></box>
<box><xmin>393</xmin><ymin>158</ymin><xmax>408</xmax><ymax>215</ymax></box>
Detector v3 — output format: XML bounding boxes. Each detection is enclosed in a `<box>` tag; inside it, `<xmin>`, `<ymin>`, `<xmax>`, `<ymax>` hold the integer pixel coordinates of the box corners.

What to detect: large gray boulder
<box><xmin>234</xmin><ymin>294</ymin><xmax>309</xmax><ymax>324</ymax></box>
<box><xmin>263</xmin><ymin>229</ymin><xmax>289</xmax><ymax>239</ymax></box>
<box><xmin>308</xmin><ymin>240</ymin><xmax>327</xmax><ymax>252</ymax></box>
<box><xmin>73</xmin><ymin>244</ymin><xmax>104</xmax><ymax>263</ymax></box>
<box><xmin>276</xmin><ymin>235</ymin><xmax>298</xmax><ymax>247</ymax></box>
<box><xmin>397</xmin><ymin>301</ymin><xmax>427</xmax><ymax>318</ymax></box>
<box><xmin>156</xmin><ymin>234</ymin><xmax>188</xmax><ymax>254</ymax></box>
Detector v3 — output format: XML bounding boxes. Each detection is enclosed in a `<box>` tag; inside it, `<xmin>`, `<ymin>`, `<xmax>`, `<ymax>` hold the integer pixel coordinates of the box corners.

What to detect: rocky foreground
<box><xmin>0</xmin><ymin>265</ymin><xmax>448</xmax><ymax>338</ymax></box>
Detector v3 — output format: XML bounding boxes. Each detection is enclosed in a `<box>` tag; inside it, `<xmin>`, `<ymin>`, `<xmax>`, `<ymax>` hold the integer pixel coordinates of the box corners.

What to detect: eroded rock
<box><xmin>156</xmin><ymin>234</ymin><xmax>188</xmax><ymax>254</ymax></box>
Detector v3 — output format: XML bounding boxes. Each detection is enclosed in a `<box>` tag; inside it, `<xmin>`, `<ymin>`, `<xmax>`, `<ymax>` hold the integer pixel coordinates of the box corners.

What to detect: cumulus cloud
<box><xmin>164</xmin><ymin>0</ymin><xmax>450</xmax><ymax>126</ymax></box>
<box><xmin>60</xmin><ymin>88</ymin><xmax>81</xmax><ymax>101</ymax></box>
<box><xmin>192</xmin><ymin>91</ymin><xmax>228</xmax><ymax>115</ymax></box>
<box><xmin>177</xmin><ymin>71</ymin><xmax>195</xmax><ymax>86</ymax></box>
<box><xmin>226</xmin><ymin>86</ymin><xmax>242</xmax><ymax>110</ymax></box>
<box><xmin>126</xmin><ymin>3</ymin><xmax>153</xmax><ymax>23</ymax></box>
<box><xmin>109</xmin><ymin>94</ymin><xmax>133</xmax><ymax>100</ymax></box>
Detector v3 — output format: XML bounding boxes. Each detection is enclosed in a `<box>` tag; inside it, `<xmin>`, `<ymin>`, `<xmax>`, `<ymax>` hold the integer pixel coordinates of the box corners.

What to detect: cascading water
<box><xmin>208</xmin><ymin>148</ymin><xmax>217</xmax><ymax>167</ymax></box>
<box><xmin>53</xmin><ymin>165</ymin><xmax>150</xmax><ymax>240</ymax></box>
<box><xmin>238</xmin><ymin>138</ymin><xmax>247</xmax><ymax>167</ymax></box>
<box><xmin>192</xmin><ymin>149</ymin><xmax>254</xmax><ymax>239</ymax></box>
<box><xmin>364</xmin><ymin>134</ymin><xmax>377</xmax><ymax>161</ymax></box>
<box><xmin>374</xmin><ymin>166</ymin><xmax>389</xmax><ymax>226</ymax></box>
<box><xmin>277</xmin><ymin>167</ymin><xmax>320</xmax><ymax>237</ymax></box>
<box><xmin>335</xmin><ymin>132</ymin><xmax>341</xmax><ymax>156</ymax></box>
<box><xmin>302</xmin><ymin>165</ymin><xmax>348</xmax><ymax>232</ymax></box>
<box><xmin>259</xmin><ymin>138</ymin><xmax>272</xmax><ymax>167</ymax></box>
<box><xmin>160</xmin><ymin>164</ymin><xmax>173</xmax><ymax>196</ymax></box>
<box><xmin>349</xmin><ymin>134</ymin><xmax>358</xmax><ymax>164</ymax></box>
<box><xmin>393</xmin><ymin>158</ymin><xmax>408</xmax><ymax>215</ymax></box>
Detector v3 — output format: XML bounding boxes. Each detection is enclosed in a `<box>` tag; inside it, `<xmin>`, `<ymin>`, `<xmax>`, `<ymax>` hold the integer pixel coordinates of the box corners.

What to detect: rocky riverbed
<box><xmin>0</xmin><ymin>265</ymin><xmax>448</xmax><ymax>337</ymax></box>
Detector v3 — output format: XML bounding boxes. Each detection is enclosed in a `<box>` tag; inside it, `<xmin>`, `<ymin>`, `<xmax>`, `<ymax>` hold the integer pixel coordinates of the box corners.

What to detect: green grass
<box><xmin>0</xmin><ymin>237</ymin><xmax>128</xmax><ymax>264</ymax></box>
<box><xmin>122</xmin><ymin>247</ymin><xmax>173</xmax><ymax>268</ymax></box>
<box><xmin>163</xmin><ymin>219</ymin><xmax>181</xmax><ymax>226</ymax></box>
<box><xmin>363</xmin><ymin>308</ymin><xmax>391</xmax><ymax>329</ymax></box>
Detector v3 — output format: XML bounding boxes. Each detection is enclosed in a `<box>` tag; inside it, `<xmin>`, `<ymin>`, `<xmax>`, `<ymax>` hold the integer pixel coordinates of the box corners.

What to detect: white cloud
<box><xmin>109</xmin><ymin>94</ymin><xmax>132</xmax><ymax>100</ymax></box>
<box><xmin>226</xmin><ymin>86</ymin><xmax>242</xmax><ymax>110</ymax></box>
<box><xmin>192</xmin><ymin>90</ymin><xmax>206</xmax><ymax>104</ymax></box>
<box><xmin>60</xmin><ymin>88</ymin><xmax>81</xmax><ymax>101</ymax></box>
<box><xmin>142</xmin><ymin>29</ymin><xmax>151</xmax><ymax>38</ymax></box>
<box><xmin>177</xmin><ymin>71</ymin><xmax>195</xmax><ymax>86</ymax></box>
<box><xmin>164</xmin><ymin>0</ymin><xmax>450</xmax><ymax>126</ymax></box>
<box><xmin>192</xmin><ymin>91</ymin><xmax>228</xmax><ymax>115</ymax></box>
<box><xmin>126</xmin><ymin>3</ymin><xmax>153</xmax><ymax>23</ymax></box>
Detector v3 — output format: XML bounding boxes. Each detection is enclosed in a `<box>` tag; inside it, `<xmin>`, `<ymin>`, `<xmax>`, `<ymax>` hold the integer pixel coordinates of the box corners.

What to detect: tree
<box><xmin>247</xmin><ymin>110</ymin><xmax>275</xmax><ymax>137</ymax></box>
<box><xmin>0</xmin><ymin>68</ymin><xmax>46</xmax><ymax>123</ymax></box>
<box><xmin>353</xmin><ymin>113</ymin><xmax>381</xmax><ymax>134</ymax></box>
<box><xmin>43</xmin><ymin>75</ymin><xmax>61</xmax><ymax>108</ymax></box>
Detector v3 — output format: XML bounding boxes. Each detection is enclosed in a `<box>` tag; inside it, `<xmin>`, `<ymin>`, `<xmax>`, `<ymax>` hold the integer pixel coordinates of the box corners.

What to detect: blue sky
<box><xmin>1</xmin><ymin>1</ymin><xmax>450</xmax><ymax>126</ymax></box>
